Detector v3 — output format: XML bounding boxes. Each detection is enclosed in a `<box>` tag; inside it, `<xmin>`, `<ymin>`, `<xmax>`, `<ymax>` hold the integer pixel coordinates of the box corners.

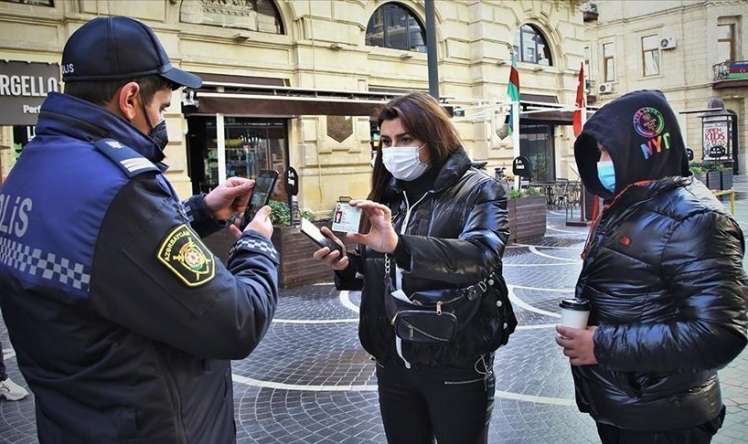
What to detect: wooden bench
<box><xmin>712</xmin><ymin>189</ymin><xmax>736</xmax><ymax>215</ymax></box>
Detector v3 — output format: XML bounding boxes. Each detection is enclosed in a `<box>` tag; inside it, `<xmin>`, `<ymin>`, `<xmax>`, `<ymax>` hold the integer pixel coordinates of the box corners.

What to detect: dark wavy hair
<box><xmin>368</xmin><ymin>92</ymin><xmax>461</xmax><ymax>203</ymax></box>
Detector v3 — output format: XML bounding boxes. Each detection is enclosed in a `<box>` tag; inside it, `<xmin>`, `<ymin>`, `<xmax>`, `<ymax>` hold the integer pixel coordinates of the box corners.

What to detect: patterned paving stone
<box><xmin>273</xmin><ymin>284</ymin><xmax>356</xmax><ymax>322</ymax></box>
<box><xmin>494</xmin><ymin>328</ymin><xmax>577</xmax><ymax>400</ymax></box>
<box><xmin>232</xmin><ymin>322</ymin><xmax>376</xmax><ymax>387</ymax></box>
<box><xmin>234</xmin><ymin>384</ymin><xmax>384</xmax><ymax>444</ymax></box>
<box><xmin>504</xmin><ymin>263</ymin><xmax>583</xmax><ymax>290</ymax></box>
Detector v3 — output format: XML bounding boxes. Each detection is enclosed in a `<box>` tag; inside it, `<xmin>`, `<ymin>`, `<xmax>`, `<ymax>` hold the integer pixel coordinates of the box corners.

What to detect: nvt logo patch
<box><xmin>633</xmin><ymin>107</ymin><xmax>671</xmax><ymax>160</ymax></box>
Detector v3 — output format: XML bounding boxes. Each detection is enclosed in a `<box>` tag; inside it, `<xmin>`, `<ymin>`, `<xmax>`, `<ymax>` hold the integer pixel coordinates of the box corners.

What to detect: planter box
<box><xmin>203</xmin><ymin>221</ymin><xmax>346</xmax><ymax>289</ymax></box>
<box><xmin>720</xmin><ymin>170</ymin><xmax>733</xmax><ymax>190</ymax></box>
<box><xmin>706</xmin><ymin>171</ymin><xmax>722</xmax><ymax>190</ymax></box>
<box><xmin>271</xmin><ymin>221</ymin><xmax>354</xmax><ymax>288</ymax></box>
<box><xmin>693</xmin><ymin>173</ymin><xmax>707</xmax><ymax>185</ymax></box>
<box><xmin>508</xmin><ymin>196</ymin><xmax>547</xmax><ymax>243</ymax></box>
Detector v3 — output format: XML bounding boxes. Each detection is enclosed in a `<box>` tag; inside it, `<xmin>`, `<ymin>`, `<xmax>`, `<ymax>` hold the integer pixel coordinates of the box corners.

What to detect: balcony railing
<box><xmin>713</xmin><ymin>60</ymin><xmax>748</xmax><ymax>82</ymax></box>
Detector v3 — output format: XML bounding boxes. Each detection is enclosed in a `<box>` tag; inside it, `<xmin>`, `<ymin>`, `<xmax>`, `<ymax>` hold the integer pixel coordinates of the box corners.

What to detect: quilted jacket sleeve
<box><xmin>90</xmin><ymin>175</ymin><xmax>280</xmax><ymax>360</ymax></box>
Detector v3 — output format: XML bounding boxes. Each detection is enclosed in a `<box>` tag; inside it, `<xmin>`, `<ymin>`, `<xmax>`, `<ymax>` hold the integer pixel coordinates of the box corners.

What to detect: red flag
<box><xmin>573</xmin><ymin>63</ymin><xmax>586</xmax><ymax>137</ymax></box>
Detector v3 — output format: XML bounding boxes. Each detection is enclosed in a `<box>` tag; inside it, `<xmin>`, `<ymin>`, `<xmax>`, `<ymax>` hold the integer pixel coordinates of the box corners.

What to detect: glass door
<box><xmin>189</xmin><ymin>117</ymin><xmax>288</xmax><ymax>194</ymax></box>
<box><xmin>520</xmin><ymin>123</ymin><xmax>555</xmax><ymax>182</ymax></box>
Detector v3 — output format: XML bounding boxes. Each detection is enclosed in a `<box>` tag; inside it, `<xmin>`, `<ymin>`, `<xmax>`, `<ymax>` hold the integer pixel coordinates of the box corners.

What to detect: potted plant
<box><xmin>705</xmin><ymin>163</ymin><xmax>722</xmax><ymax>191</ymax></box>
<box><xmin>719</xmin><ymin>166</ymin><xmax>733</xmax><ymax>190</ymax></box>
<box><xmin>266</xmin><ymin>201</ymin><xmax>344</xmax><ymax>288</ymax></box>
<box><xmin>203</xmin><ymin>201</ymin><xmax>333</xmax><ymax>288</ymax></box>
<box><xmin>702</xmin><ymin>162</ymin><xmax>734</xmax><ymax>191</ymax></box>
<box><xmin>507</xmin><ymin>186</ymin><xmax>547</xmax><ymax>243</ymax></box>
<box><xmin>690</xmin><ymin>163</ymin><xmax>707</xmax><ymax>185</ymax></box>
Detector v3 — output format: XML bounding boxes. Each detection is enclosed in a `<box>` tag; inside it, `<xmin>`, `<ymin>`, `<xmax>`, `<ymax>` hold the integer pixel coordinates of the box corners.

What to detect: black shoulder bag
<box><xmin>383</xmin><ymin>254</ymin><xmax>516</xmax><ymax>345</ymax></box>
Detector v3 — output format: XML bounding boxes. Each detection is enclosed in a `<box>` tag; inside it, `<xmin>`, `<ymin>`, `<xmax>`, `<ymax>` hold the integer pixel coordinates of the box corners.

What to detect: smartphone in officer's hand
<box><xmin>240</xmin><ymin>170</ymin><xmax>278</xmax><ymax>230</ymax></box>
<box><xmin>300</xmin><ymin>218</ymin><xmax>343</xmax><ymax>254</ymax></box>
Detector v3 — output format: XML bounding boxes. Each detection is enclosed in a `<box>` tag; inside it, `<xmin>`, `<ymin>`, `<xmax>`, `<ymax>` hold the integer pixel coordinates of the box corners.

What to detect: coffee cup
<box><xmin>558</xmin><ymin>299</ymin><xmax>591</xmax><ymax>329</ymax></box>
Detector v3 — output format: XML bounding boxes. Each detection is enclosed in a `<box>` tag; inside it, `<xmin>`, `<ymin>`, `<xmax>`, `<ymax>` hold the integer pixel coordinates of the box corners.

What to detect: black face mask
<box><xmin>148</xmin><ymin>120</ymin><xmax>169</xmax><ymax>152</ymax></box>
<box><xmin>140</xmin><ymin>96</ymin><xmax>168</xmax><ymax>151</ymax></box>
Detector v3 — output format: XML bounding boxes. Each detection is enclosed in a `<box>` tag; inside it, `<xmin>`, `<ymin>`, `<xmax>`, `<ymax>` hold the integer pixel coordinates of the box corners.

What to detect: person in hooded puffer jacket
<box><xmin>555</xmin><ymin>90</ymin><xmax>748</xmax><ymax>443</ymax></box>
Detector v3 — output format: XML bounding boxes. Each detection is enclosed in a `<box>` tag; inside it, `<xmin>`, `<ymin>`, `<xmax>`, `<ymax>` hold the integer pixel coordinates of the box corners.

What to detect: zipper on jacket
<box><xmin>392</xmin><ymin>189</ymin><xmax>434</xmax><ymax>369</ymax></box>
<box><xmin>395</xmin><ymin>190</ymin><xmax>432</xmax><ymax>290</ymax></box>
<box><xmin>399</xmin><ymin>190</ymin><xmax>432</xmax><ymax>235</ymax></box>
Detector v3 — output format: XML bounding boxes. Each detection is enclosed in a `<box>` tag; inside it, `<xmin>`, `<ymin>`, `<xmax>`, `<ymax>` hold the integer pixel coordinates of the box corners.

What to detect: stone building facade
<box><xmin>585</xmin><ymin>0</ymin><xmax>747</xmax><ymax>172</ymax></box>
<box><xmin>0</xmin><ymin>0</ymin><xmax>588</xmax><ymax>214</ymax></box>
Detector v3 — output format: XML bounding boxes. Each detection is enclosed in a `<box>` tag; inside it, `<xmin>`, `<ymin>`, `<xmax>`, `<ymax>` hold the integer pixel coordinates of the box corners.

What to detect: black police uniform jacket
<box><xmin>336</xmin><ymin>147</ymin><xmax>512</xmax><ymax>368</ymax></box>
<box><xmin>0</xmin><ymin>93</ymin><xmax>279</xmax><ymax>443</ymax></box>
<box><xmin>572</xmin><ymin>90</ymin><xmax>748</xmax><ymax>430</ymax></box>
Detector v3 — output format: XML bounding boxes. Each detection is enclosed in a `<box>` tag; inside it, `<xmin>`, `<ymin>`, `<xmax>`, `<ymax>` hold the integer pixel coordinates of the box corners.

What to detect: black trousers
<box><xmin>596</xmin><ymin>407</ymin><xmax>726</xmax><ymax>444</ymax></box>
<box><xmin>375</xmin><ymin>356</ymin><xmax>494</xmax><ymax>444</ymax></box>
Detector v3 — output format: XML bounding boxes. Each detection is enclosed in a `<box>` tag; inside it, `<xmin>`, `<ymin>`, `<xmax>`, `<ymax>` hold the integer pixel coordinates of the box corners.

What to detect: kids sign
<box><xmin>702</xmin><ymin>119</ymin><xmax>730</xmax><ymax>160</ymax></box>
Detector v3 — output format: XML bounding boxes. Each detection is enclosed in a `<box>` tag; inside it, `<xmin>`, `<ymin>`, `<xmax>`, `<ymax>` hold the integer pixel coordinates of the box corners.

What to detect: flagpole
<box><xmin>507</xmin><ymin>46</ymin><xmax>521</xmax><ymax>191</ymax></box>
<box><xmin>574</xmin><ymin>62</ymin><xmax>588</xmax><ymax>224</ymax></box>
<box><xmin>512</xmin><ymin>100</ymin><xmax>520</xmax><ymax>190</ymax></box>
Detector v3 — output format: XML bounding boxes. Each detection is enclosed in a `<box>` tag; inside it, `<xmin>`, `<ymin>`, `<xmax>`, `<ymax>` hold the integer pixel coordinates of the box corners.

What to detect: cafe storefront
<box><xmin>181</xmin><ymin>74</ymin><xmax>399</xmax><ymax>211</ymax></box>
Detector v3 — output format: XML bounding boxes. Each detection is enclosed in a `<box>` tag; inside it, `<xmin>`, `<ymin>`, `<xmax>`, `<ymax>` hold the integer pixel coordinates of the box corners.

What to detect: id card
<box><xmin>331</xmin><ymin>202</ymin><xmax>362</xmax><ymax>233</ymax></box>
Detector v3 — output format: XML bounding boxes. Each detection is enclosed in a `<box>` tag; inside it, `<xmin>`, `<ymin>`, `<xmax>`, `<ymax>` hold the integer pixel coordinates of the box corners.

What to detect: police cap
<box><xmin>62</xmin><ymin>16</ymin><xmax>201</xmax><ymax>89</ymax></box>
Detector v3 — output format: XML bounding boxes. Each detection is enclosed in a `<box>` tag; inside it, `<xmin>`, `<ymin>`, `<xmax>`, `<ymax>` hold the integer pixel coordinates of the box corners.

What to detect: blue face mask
<box><xmin>597</xmin><ymin>160</ymin><xmax>616</xmax><ymax>193</ymax></box>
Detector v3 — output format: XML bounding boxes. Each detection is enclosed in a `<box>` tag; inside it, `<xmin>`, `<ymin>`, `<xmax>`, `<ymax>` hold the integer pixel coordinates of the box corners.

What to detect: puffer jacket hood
<box><xmin>574</xmin><ymin>90</ymin><xmax>690</xmax><ymax>198</ymax></box>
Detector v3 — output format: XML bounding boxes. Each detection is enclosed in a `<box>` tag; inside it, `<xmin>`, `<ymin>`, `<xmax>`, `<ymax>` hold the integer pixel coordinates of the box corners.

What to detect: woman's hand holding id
<box><xmin>345</xmin><ymin>200</ymin><xmax>398</xmax><ymax>253</ymax></box>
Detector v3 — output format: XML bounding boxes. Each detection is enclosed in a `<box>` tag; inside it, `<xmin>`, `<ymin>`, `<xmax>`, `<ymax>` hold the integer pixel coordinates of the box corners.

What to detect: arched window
<box><xmin>181</xmin><ymin>0</ymin><xmax>284</xmax><ymax>35</ymax></box>
<box><xmin>366</xmin><ymin>3</ymin><xmax>426</xmax><ymax>53</ymax></box>
<box><xmin>513</xmin><ymin>24</ymin><xmax>553</xmax><ymax>66</ymax></box>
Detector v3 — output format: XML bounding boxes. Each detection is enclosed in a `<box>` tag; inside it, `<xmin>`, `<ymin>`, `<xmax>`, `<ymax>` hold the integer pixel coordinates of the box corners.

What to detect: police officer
<box><xmin>0</xmin><ymin>16</ymin><xmax>279</xmax><ymax>443</ymax></box>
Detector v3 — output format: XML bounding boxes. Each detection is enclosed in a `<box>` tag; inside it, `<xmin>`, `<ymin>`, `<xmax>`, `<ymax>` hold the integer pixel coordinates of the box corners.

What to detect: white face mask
<box><xmin>382</xmin><ymin>145</ymin><xmax>429</xmax><ymax>181</ymax></box>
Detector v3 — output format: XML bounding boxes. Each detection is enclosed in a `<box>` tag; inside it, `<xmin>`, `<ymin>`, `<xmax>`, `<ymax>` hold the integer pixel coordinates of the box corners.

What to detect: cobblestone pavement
<box><xmin>3</xmin><ymin>178</ymin><xmax>748</xmax><ymax>443</ymax></box>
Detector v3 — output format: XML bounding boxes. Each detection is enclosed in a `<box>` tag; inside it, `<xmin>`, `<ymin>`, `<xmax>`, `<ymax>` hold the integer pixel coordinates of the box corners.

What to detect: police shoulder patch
<box><xmin>157</xmin><ymin>224</ymin><xmax>216</xmax><ymax>287</ymax></box>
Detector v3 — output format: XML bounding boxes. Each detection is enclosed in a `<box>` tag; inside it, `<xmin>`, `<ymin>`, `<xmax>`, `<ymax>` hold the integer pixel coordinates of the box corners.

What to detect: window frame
<box><xmin>602</xmin><ymin>42</ymin><xmax>615</xmax><ymax>82</ymax></box>
<box><xmin>514</xmin><ymin>24</ymin><xmax>553</xmax><ymax>66</ymax></box>
<box><xmin>717</xmin><ymin>23</ymin><xmax>736</xmax><ymax>62</ymax></box>
<box><xmin>365</xmin><ymin>3</ymin><xmax>427</xmax><ymax>53</ymax></box>
<box><xmin>0</xmin><ymin>0</ymin><xmax>54</xmax><ymax>5</ymax></box>
<box><xmin>641</xmin><ymin>34</ymin><xmax>661</xmax><ymax>77</ymax></box>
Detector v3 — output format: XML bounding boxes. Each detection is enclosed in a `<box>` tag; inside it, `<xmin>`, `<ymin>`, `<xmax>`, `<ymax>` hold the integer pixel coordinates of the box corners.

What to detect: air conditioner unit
<box><xmin>598</xmin><ymin>82</ymin><xmax>614</xmax><ymax>94</ymax></box>
<box><xmin>660</xmin><ymin>36</ymin><xmax>677</xmax><ymax>50</ymax></box>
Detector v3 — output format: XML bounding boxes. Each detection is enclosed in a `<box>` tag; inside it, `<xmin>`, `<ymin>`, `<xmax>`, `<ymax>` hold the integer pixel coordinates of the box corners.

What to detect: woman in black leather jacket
<box><xmin>556</xmin><ymin>90</ymin><xmax>748</xmax><ymax>443</ymax></box>
<box><xmin>313</xmin><ymin>92</ymin><xmax>514</xmax><ymax>444</ymax></box>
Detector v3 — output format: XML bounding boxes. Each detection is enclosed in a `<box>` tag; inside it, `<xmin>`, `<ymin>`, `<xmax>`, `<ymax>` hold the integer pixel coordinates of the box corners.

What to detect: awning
<box><xmin>192</xmin><ymin>93</ymin><xmax>391</xmax><ymax>116</ymax></box>
<box><xmin>184</xmin><ymin>81</ymin><xmax>402</xmax><ymax>117</ymax></box>
<box><xmin>520</xmin><ymin>109</ymin><xmax>595</xmax><ymax>124</ymax></box>
<box><xmin>519</xmin><ymin>94</ymin><xmax>596</xmax><ymax>125</ymax></box>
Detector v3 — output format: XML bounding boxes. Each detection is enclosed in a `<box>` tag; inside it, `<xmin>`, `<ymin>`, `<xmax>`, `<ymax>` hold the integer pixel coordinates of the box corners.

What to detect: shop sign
<box><xmin>0</xmin><ymin>61</ymin><xmax>60</xmax><ymax>125</ymax></box>
<box><xmin>702</xmin><ymin>119</ymin><xmax>730</xmax><ymax>160</ymax></box>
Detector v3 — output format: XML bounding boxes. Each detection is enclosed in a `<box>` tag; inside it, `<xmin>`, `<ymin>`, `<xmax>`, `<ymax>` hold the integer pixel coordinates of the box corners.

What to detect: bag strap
<box><xmin>385</xmin><ymin>253</ymin><xmax>497</xmax><ymax>305</ymax></box>
<box><xmin>458</xmin><ymin>273</ymin><xmax>498</xmax><ymax>301</ymax></box>
<box><xmin>384</xmin><ymin>253</ymin><xmax>393</xmax><ymax>290</ymax></box>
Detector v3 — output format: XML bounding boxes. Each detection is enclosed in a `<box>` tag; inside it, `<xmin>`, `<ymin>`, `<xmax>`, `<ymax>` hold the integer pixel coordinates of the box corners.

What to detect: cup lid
<box><xmin>559</xmin><ymin>299</ymin><xmax>590</xmax><ymax>311</ymax></box>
